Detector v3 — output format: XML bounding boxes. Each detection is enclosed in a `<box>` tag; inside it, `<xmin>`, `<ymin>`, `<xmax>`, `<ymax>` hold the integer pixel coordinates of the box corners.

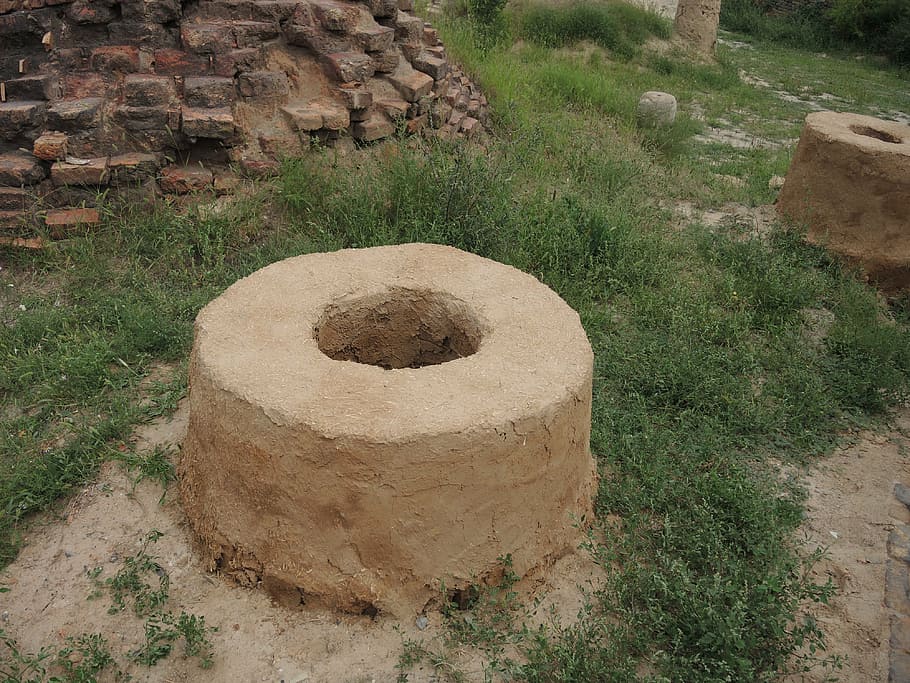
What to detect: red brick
<box><xmin>239</xmin><ymin>159</ymin><xmax>279</xmax><ymax>178</ymax></box>
<box><xmin>63</xmin><ymin>73</ymin><xmax>106</xmax><ymax>98</ymax></box>
<box><xmin>0</xmin><ymin>236</ymin><xmax>45</xmax><ymax>249</ymax></box>
<box><xmin>108</xmin><ymin>153</ymin><xmax>159</xmax><ymax>185</ymax></box>
<box><xmin>212</xmin><ymin>48</ymin><xmax>263</xmax><ymax>77</ymax></box>
<box><xmin>90</xmin><ymin>45</ymin><xmax>140</xmax><ymax>72</ymax></box>
<box><xmin>181</xmin><ymin>107</ymin><xmax>235</xmax><ymax>139</ymax></box>
<box><xmin>388</xmin><ymin>66</ymin><xmax>433</xmax><ymax>102</ymax></box>
<box><xmin>33</xmin><ymin>132</ymin><xmax>67</xmax><ymax>161</ymax></box>
<box><xmin>159</xmin><ymin>165</ymin><xmax>213</xmax><ymax>194</ymax></box>
<box><xmin>236</xmin><ymin>70</ymin><xmax>289</xmax><ymax>98</ymax></box>
<box><xmin>231</xmin><ymin>20</ymin><xmax>280</xmax><ymax>47</ymax></box>
<box><xmin>51</xmin><ymin>157</ymin><xmax>109</xmax><ymax>186</ymax></box>
<box><xmin>123</xmin><ymin>74</ymin><xmax>174</xmax><ymax>107</ymax></box>
<box><xmin>0</xmin><ymin>152</ymin><xmax>46</xmax><ymax>186</ymax></box>
<box><xmin>44</xmin><ymin>208</ymin><xmax>100</xmax><ymax>237</ymax></box>
<box><xmin>183</xmin><ymin>76</ymin><xmax>236</xmax><ymax>108</ymax></box>
<box><xmin>153</xmin><ymin>49</ymin><xmax>210</xmax><ymax>76</ymax></box>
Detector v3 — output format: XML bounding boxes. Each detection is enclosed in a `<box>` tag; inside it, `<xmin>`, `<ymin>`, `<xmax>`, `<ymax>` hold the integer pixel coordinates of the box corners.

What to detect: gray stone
<box><xmin>636</xmin><ymin>91</ymin><xmax>677</xmax><ymax>128</ymax></box>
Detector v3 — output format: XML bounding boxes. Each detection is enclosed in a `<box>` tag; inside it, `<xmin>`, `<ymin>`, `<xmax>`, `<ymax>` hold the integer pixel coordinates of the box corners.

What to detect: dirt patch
<box><xmin>1</xmin><ymin>401</ymin><xmax>604</xmax><ymax>682</ymax></box>
<box><xmin>786</xmin><ymin>410</ymin><xmax>910</xmax><ymax>681</ymax></box>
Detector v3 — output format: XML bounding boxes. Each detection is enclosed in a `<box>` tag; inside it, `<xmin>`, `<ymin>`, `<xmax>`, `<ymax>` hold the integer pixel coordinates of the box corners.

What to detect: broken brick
<box><xmin>159</xmin><ymin>165</ymin><xmax>213</xmax><ymax>193</ymax></box>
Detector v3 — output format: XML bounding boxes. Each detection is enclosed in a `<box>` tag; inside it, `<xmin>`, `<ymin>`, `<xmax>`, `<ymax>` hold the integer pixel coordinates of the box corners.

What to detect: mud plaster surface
<box><xmin>1</xmin><ymin>401</ymin><xmax>604</xmax><ymax>683</ymax></box>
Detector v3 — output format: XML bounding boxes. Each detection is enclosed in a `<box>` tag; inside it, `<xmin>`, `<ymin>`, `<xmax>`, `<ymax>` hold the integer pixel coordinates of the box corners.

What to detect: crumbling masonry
<box><xmin>0</xmin><ymin>0</ymin><xmax>488</xmax><ymax>239</ymax></box>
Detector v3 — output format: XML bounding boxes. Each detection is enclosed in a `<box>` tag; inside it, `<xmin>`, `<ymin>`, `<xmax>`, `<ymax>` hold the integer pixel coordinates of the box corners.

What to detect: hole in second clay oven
<box><xmin>850</xmin><ymin>125</ymin><xmax>902</xmax><ymax>144</ymax></box>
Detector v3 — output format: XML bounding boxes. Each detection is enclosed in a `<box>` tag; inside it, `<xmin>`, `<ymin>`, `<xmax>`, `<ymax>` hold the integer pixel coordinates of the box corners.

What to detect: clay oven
<box><xmin>179</xmin><ymin>243</ymin><xmax>597</xmax><ymax>616</ymax></box>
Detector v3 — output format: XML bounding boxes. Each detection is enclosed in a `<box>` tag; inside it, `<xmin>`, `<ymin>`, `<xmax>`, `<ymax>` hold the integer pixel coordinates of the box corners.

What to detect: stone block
<box><xmin>184</xmin><ymin>77</ymin><xmax>236</xmax><ymax>108</ymax></box>
<box><xmin>422</xmin><ymin>26</ymin><xmax>439</xmax><ymax>45</ymax></box>
<box><xmin>181</xmin><ymin>22</ymin><xmax>236</xmax><ymax>53</ymax></box>
<box><xmin>377</xmin><ymin>98</ymin><xmax>408</xmax><ymax>119</ymax></box>
<box><xmin>33</xmin><ymin>131</ymin><xmax>67</xmax><ymax>161</ymax></box>
<box><xmin>460</xmin><ymin>115</ymin><xmax>480</xmax><ymax>137</ymax></box>
<box><xmin>123</xmin><ymin>74</ymin><xmax>174</xmax><ymax>107</ymax></box>
<box><xmin>0</xmin><ymin>152</ymin><xmax>46</xmax><ymax>186</ymax></box>
<box><xmin>90</xmin><ymin>45</ymin><xmax>140</xmax><ymax>72</ymax></box>
<box><xmin>367</xmin><ymin>0</ymin><xmax>397</xmax><ymax>17</ymax></box>
<box><xmin>387</xmin><ymin>66</ymin><xmax>433</xmax><ymax>102</ymax></box>
<box><xmin>352</xmin><ymin>112</ymin><xmax>394</xmax><ymax>141</ymax></box>
<box><xmin>159</xmin><ymin>165</ymin><xmax>213</xmax><ymax>193</ymax></box>
<box><xmin>47</xmin><ymin>98</ymin><xmax>103</xmax><ymax>131</ymax></box>
<box><xmin>236</xmin><ymin>70</ymin><xmax>289</xmax><ymax>98</ymax></box>
<box><xmin>636</xmin><ymin>91</ymin><xmax>677</xmax><ymax>127</ymax></box>
<box><xmin>371</xmin><ymin>48</ymin><xmax>400</xmax><ymax>73</ymax></box>
<box><xmin>281</xmin><ymin>105</ymin><xmax>323</xmax><ymax>132</ymax></box>
<box><xmin>181</xmin><ymin>107</ymin><xmax>235</xmax><ymax>139</ymax></box>
<box><xmin>325</xmin><ymin>52</ymin><xmax>375</xmax><ymax>83</ymax></box>
<box><xmin>51</xmin><ymin>157</ymin><xmax>109</xmax><ymax>186</ymax></box>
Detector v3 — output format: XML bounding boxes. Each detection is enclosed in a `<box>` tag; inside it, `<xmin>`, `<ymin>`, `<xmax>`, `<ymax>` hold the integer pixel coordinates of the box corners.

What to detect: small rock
<box><xmin>636</xmin><ymin>91</ymin><xmax>677</xmax><ymax>128</ymax></box>
<box><xmin>768</xmin><ymin>175</ymin><xmax>786</xmax><ymax>190</ymax></box>
<box><xmin>415</xmin><ymin>615</ymin><xmax>428</xmax><ymax>630</ymax></box>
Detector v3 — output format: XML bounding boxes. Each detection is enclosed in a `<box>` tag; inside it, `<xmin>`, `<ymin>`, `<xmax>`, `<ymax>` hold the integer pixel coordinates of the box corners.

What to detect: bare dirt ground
<box><xmin>0</xmin><ymin>401</ymin><xmax>604</xmax><ymax>682</ymax></box>
<box><xmin>3</xmin><ymin>398</ymin><xmax>908</xmax><ymax>680</ymax></box>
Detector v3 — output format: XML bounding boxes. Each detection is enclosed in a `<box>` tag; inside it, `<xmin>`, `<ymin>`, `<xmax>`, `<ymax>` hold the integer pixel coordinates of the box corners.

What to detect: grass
<box><xmin>2</xmin><ymin>0</ymin><xmax>910</xmax><ymax>680</ymax></box>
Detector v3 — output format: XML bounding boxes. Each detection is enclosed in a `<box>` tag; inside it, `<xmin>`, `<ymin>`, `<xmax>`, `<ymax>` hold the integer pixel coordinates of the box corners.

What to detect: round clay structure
<box><xmin>178</xmin><ymin>243</ymin><xmax>597</xmax><ymax>616</ymax></box>
<box><xmin>777</xmin><ymin>111</ymin><xmax>910</xmax><ymax>290</ymax></box>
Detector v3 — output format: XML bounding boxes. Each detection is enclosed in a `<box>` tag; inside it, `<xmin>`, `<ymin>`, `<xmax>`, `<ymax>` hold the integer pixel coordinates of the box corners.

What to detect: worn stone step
<box><xmin>0</xmin><ymin>101</ymin><xmax>47</xmax><ymax>141</ymax></box>
<box><xmin>0</xmin><ymin>151</ymin><xmax>47</xmax><ymax>186</ymax></box>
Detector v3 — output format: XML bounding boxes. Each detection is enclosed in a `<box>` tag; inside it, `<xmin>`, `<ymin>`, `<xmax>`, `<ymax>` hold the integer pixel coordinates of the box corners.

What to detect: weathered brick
<box><xmin>371</xmin><ymin>48</ymin><xmax>400</xmax><ymax>73</ymax></box>
<box><xmin>0</xmin><ymin>187</ymin><xmax>29</xmax><ymax>211</ymax></box>
<box><xmin>159</xmin><ymin>165</ymin><xmax>213</xmax><ymax>193</ymax></box>
<box><xmin>181</xmin><ymin>107</ymin><xmax>234</xmax><ymax>138</ymax></box>
<box><xmin>387</xmin><ymin>66</ymin><xmax>432</xmax><ymax>102</ymax></box>
<box><xmin>184</xmin><ymin>76</ymin><xmax>236</xmax><ymax>108</ymax></box>
<box><xmin>108</xmin><ymin>152</ymin><xmax>159</xmax><ymax>184</ymax></box>
<box><xmin>422</xmin><ymin>26</ymin><xmax>439</xmax><ymax>45</ymax></box>
<box><xmin>355</xmin><ymin>24</ymin><xmax>394</xmax><ymax>52</ymax></box>
<box><xmin>281</xmin><ymin>104</ymin><xmax>323</xmax><ymax>132</ymax></box>
<box><xmin>63</xmin><ymin>73</ymin><xmax>106</xmax><ymax>98</ymax></box>
<box><xmin>367</xmin><ymin>0</ymin><xmax>397</xmax><ymax>17</ymax></box>
<box><xmin>257</xmin><ymin>129</ymin><xmax>301</xmax><ymax>158</ymax></box>
<box><xmin>0</xmin><ymin>101</ymin><xmax>46</xmax><ymax>140</ymax></box>
<box><xmin>310</xmin><ymin>0</ymin><xmax>359</xmax><ymax>31</ymax></box>
<box><xmin>396</xmin><ymin>0</ymin><xmax>413</xmax><ymax>10</ymax></box>
<box><xmin>236</xmin><ymin>70</ymin><xmax>289</xmax><ymax>98</ymax></box>
<box><xmin>115</xmin><ymin>105</ymin><xmax>169</xmax><ymax>131</ymax></box>
<box><xmin>33</xmin><ymin>131</ymin><xmax>67</xmax><ymax>161</ymax></box>
<box><xmin>352</xmin><ymin>112</ymin><xmax>393</xmax><ymax>141</ymax></box>
<box><xmin>377</xmin><ymin>97</ymin><xmax>408</xmax><ymax>119</ymax></box>
<box><xmin>282</xmin><ymin>99</ymin><xmax>348</xmax><ymax>131</ymax></box>
<box><xmin>51</xmin><ymin>157</ymin><xmax>109</xmax><ymax>186</ymax></box>
<box><xmin>239</xmin><ymin>158</ymin><xmax>279</xmax><ymax>177</ymax></box>
<box><xmin>66</xmin><ymin>0</ymin><xmax>117</xmax><ymax>24</ymax></box>
<box><xmin>90</xmin><ymin>45</ymin><xmax>140</xmax><ymax>72</ymax></box>
<box><xmin>232</xmin><ymin>20</ymin><xmax>280</xmax><ymax>47</ymax></box>
<box><xmin>213</xmin><ymin>48</ymin><xmax>263</xmax><ymax>77</ymax></box>
<box><xmin>325</xmin><ymin>52</ymin><xmax>375</xmax><ymax>83</ymax></box>
<box><xmin>153</xmin><ymin>48</ymin><xmax>210</xmax><ymax>76</ymax></box>
<box><xmin>0</xmin><ymin>152</ymin><xmax>46</xmax><ymax>186</ymax></box>
<box><xmin>413</xmin><ymin>51</ymin><xmax>447</xmax><ymax>80</ymax></box>
<box><xmin>0</xmin><ymin>210</ymin><xmax>30</xmax><ymax>231</ymax></box>
<box><xmin>44</xmin><ymin>207</ymin><xmax>100</xmax><ymax>237</ymax></box>
<box><xmin>405</xmin><ymin>113</ymin><xmax>427</xmax><ymax>134</ymax></box>
<box><xmin>0</xmin><ymin>235</ymin><xmax>45</xmax><ymax>249</ymax></box>
<box><xmin>144</xmin><ymin>0</ymin><xmax>182</xmax><ymax>23</ymax></box>
<box><xmin>181</xmin><ymin>22</ymin><xmax>235</xmax><ymax>53</ymax></box>
<box><xmin>4</xmin><ymin>74</ymin><xmax>60</xmax><ymax>100</ymax></box>
<box><xmin>393</xmin><ymin>11</ymin><xmax>423</xmax><ymax>42</ymax></box>
<box><xmin>123</xmin><ymin>74</ymin><xmax>174</xmax><ymax>106</ymax></box>
<box><xmin>337</xmin><ymin>85</ymin><xmax>372</xmax><ymax>110</ymax></box>
<box><xmin>460</xmin><ymin>115</ymin><xmax>480</xmax><ymax>137</ymax></box>
<box><xmin>47</xmin><ymin>98</ymin><xmax>103</xmax><ymax>131</ymax></box>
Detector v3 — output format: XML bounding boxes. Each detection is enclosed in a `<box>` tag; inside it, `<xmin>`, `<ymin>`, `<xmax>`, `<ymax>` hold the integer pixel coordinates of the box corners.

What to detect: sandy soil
<box><xmin>786</xmin><ymin>410</ymin><xmax>910</xmax><ymax>681</ymax></box>
<box><xmin>0</xmin><ymin>401</ymin><xmax>604</xmax><ymax>682</ymax></box>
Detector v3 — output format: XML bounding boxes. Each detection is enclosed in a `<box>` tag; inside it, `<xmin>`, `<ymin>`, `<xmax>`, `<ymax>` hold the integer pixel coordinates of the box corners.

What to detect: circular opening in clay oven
<box><xmin>315</xmin><ymin>287</ymin><xmax>483</xmax><ymax>369</ymax></box>
<box><xmin>850</xmin><ymin>125</ymin><xmax>902</xmax><ymax>144</ymax></box>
